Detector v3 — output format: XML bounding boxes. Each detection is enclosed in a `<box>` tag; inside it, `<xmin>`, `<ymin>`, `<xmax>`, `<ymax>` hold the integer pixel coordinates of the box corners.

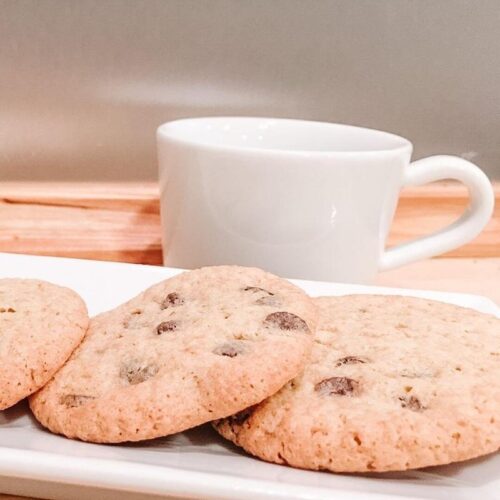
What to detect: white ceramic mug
<box><xmin>157</xmin><ymin>117</ymin><xmax>494</xmax><ymax>283</ymax></box>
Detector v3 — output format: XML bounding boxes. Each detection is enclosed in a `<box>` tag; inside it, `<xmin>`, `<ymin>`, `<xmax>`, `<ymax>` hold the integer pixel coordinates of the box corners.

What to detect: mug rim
<box><xmin>157</xmin><ymin>116</ymin><xmax>413</xmax><ymax>156</ymax></box>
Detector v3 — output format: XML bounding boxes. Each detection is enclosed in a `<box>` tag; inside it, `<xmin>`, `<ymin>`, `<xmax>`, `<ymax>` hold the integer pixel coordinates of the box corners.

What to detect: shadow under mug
<box><xmin>157</xmin><ymin>117</ymin><xmax>494</xmax><ymax>283</ymax></box>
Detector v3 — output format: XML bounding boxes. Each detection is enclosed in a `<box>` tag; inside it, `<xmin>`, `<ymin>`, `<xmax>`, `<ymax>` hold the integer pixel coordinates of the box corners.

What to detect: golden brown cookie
<box><xmin>214</xmin><ymin>295</ymin><xmax>500</xmax><ymax>472</ymax></box>
<box><xmin>30</xmin><ymin>266</ymin><xmax>316</xmax><ymax>443</ymax></box>
<box><xmin>0</xmin><ymin>279</ymin><xmax>88</xmax><ymax>410</ymax></box>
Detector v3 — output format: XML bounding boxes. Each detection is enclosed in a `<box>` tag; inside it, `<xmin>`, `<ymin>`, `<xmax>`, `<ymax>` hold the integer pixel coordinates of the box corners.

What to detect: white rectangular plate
<box><xmin>0</xmin><ymin>252</ymin><xmax>498</xmax><ymax>500</ymax></box>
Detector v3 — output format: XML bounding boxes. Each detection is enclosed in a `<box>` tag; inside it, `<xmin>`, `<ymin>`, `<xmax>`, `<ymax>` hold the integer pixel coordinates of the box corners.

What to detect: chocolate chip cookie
<box><xmin>0</xmin><ymin>279</ymin><xmax>88</xmax><ymax>410</ymax></box>
<box><xmin>29</xmin><ymin>266</ymin><xmax>316</xmax><ymax>443</ymax></box>
<box><xmin>214</xmin><ymin>295</ymin><xmax>500</xmax><ymax>472</ymax></box>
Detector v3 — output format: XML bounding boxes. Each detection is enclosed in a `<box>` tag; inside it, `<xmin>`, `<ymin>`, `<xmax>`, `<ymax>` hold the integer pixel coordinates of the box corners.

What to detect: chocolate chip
<box><xmin>0</xmin><ymin>307</ymin><xmax>15</xmax><ymax>313</ymax></box>
<box><xmin>399</xmin><ymin>395</ymin><xmax>425</xmax><ymax>412</ymax></box>
<box><xmin>314</xmin><ymin>377</ymin><xmax>359</xmax><ymax>396</ymax></box>
<box><xmin>161</xmin><ymin>292</ymin><xmax>184</xmax><ymax>309</ymax></box>
<box><xmin>228</xmin><ymin>406</ymin><xmax>256</xmax><ymax>425</ymax></box>
<box><xmin>60</xmin><ymin>394</ymin><xmax>95</xmax><ymax>408</ymax></box>
<box><xmin>243</xmin><ymin>286</ymin><xmax>274</xmax><ymax>295</ymax></box>
<box><xmin>213</xmin><ymin>342</ymin><xmax>245</xmax><ymax>357</ymax></box>
<box><xmin>264</xmin><ymin>312</ymin><xmax>309</xmax><ymax>332</ymax></box>
<box><xmin>156</xmin><ymin>320</ymin><xmax>178</xmax><ymax>335</ymax></box>
<box><xmin>120</xmin><ymin>360</ymin><xmax>159</xmax><ymax>385</ymax></box>
<box><xmin>335</xmin><ymin>356</ymin><xmax>368</xmax><ymax>367</ymax></box>
<box><xmin>212</xmin><ymin>405</ymin><xmax>257</xmax><ymax>436</ymax></box>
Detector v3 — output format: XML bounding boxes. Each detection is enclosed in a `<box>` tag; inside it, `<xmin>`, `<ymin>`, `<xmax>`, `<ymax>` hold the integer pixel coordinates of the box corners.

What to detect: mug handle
<box><xmin>379</xmin><ymin>155</ymin><xmax>495</xmax><ymax>271</ymax></box>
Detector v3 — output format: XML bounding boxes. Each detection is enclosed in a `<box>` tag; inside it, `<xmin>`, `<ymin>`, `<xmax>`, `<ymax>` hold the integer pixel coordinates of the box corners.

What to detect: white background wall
<box><xmin>1</xmin><ymin>0</ymin><xmax>499</xmax><ymax>180</ymax></box>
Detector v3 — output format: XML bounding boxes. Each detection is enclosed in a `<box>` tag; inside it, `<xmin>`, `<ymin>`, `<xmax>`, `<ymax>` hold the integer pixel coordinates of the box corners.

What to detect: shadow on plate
<box><xmin>117</xmin><ymin>422</ymin><xmax>249</xmax><ymax>458</ymax></box>
<box><xmin>353</xmin><ymin>452</ymin><xmax>499</xmax><ymax>487</ymax></box>
<box><xmin>0</xmin><ymin>399</ymin><xmax>34</xmax><ymax>427</ymax></box>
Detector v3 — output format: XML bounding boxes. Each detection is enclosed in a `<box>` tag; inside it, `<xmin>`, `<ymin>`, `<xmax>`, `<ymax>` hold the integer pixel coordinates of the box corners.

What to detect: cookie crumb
<box><xmin>399</xmin><ymin>395</ymin><xmax>425</xmax><ymax>412</ymax></box>
<box><xmin>60</xmin><ymin>394</ymin><xmax>95</xmax><ymax>408</ymax></box>
<box><xmin>120</xmin><ymin>360</ymin><xmax>159</xmax><ymax>385</ymax></box>
<box><xmin>335</xmin><ymin>356</ymin><xmax>368</xmax><ymax>367</ymax></box>
<box><xmin>213</xmin><ymin>342</ymin><xmax>245</xmax><ymax>358</ymax></box>
<box><xmin>255</xmin><ymin>295</ymin><xmax>281</xmax><ymax>306</ymax></box>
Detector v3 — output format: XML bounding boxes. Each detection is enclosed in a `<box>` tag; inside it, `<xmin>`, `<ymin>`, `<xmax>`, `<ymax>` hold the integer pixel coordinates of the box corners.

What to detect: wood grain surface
<box><xmin>0</xmin><ymin>181</ymin><xmax>499</xmax><ymax>264</ymax></box>
<box><xmin>376</xmin><ymin>257</ymin><xmax>500</xmax><ymax>304</ymax></box>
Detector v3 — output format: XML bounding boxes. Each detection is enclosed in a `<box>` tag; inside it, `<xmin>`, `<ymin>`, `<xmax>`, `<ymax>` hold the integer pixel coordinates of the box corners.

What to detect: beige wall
<box><xmin>1</xmin><ymin>0</ymin><xmax>499</xmax><ymax>181</ymax></box>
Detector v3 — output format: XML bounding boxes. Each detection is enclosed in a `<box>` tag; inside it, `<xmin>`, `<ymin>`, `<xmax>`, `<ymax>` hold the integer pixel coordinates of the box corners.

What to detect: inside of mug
<box><xmin>158</xmin><ymin>117</ymin><xmax>411</xmax><ymax>153</ymax></box>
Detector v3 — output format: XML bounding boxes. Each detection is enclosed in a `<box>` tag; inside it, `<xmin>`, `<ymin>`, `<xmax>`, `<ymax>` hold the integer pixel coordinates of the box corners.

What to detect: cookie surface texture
<box><xmin>0</xmin><ymin>279</ymin><xmax>88</xmax><ymax>410</ymax></box>
<box><xmin>29</xmin><ymin>266</ymin><xmax>316</xmax><ymax>442</ymax></box>
<box><xmin>214</xmin><ymin>295</ymin><xmax>500</xmax><ymax>472</ymax></box>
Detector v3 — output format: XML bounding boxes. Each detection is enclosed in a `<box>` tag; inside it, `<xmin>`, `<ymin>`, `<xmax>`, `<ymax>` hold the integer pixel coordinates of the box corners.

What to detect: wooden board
<box><xmin>0</xmin><ymin>182</ymin><xmax>498</xmax><ymax>264</ymax></box>
<box><xmin>376</xmin><ymin>257</ymin><xmax>500</xmax><ymax>304</ymax></box>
